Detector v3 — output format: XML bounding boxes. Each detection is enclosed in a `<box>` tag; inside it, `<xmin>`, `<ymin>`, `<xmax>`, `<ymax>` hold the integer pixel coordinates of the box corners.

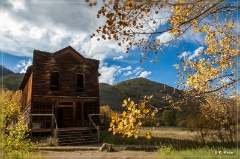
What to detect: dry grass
<box><xmin>139</xmin><ymin>127</ymin><xmax>198</xmax><ymax>141</ymax></box>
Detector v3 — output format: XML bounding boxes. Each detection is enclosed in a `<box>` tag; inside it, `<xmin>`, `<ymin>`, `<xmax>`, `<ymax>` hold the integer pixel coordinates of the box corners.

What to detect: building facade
<box><xmin>19</xmin><ymin>46</ymin><xmax>101</xmax><ymax>133</ymax></box>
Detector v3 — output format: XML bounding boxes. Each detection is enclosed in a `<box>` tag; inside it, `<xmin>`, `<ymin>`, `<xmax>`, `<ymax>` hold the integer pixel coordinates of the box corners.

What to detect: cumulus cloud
<box><xmin>156</xmin><ymin>32</ymin><xmax>174</xmax><ymax>45</ymax></box>
<box><xmin>178</xmin><ymin>51</ymin><xmax>191</xmax><ymax>59</ymax></box>
<box><xmin>139</xmin><ymin>71</ymin><xmax>152</xmax><ymax>78</ymax></box>
<box><xmin>98</xmin><ymin>65</ymin><xmax>120</xmax><ymax>85</ymax></box>
<box><xmin>178</xmin><ymin>47</ymin><xmax>204</xmax><ymax>60</ymax></box>
<box><xmin>113</xmin><ymin>56</ymin><xmax>124</xmax><ymax>60</ymax></box>
<box><xmin>1</xmin><ymin>1</ymin><xmax>171</xmax><ymax>84</ymax></box>
<box><xmin>98</xmin><ymin>65</ymin><xmax>151</xmax><ymax>84</ymax></box>
<box><xmin>133</xmin><ymin>67</ymin><xmax>143</xmax><ymax>76</ymax></box>
<box><xmin>1</xmin><ymin>1</ymin><xmax>123</xmax><ymax>59</ymax></box>
<box><xmin>116</xmin><ymin>66</ymin><xmax>132</xmax><ymax>75</ymax></box>
<box><xmin>189</xmin><ymin>46</ymin><xmax>204</xmax><ymax>60</ymax></box>
<box><xmin>8</xmin><ymin>1</ymin><xmax>26</xmax><ymax>12</ymax></box>
<box><xmin>14</xmin><ymin>59</ymin><xmax>32</xmax><ymax>73</ymax></box>
<box><xmin>1</xmin><ymin>1</ymin><xmax>132</xmax><ymax>83</ymax></box>
<box><xmin>123</xmin><ymin>71</ymin><xmax>132</xmax><ymax>76</ymax></box>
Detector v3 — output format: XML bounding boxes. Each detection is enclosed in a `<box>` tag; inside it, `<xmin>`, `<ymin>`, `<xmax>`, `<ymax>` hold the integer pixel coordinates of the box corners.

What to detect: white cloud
<box><xmin>178</xmin><ymin>47</ymin><xmax>204</xmax><ymax>60</ymax></box>
<box><xmin>99</xmin><ymin>65</ymin><xmax>120</xmax><ymax>85</ymax></box>
<box><xmin>139</xmin><ymin>71</ymin><xmax>152</xmax><ymax>78</ymax></box>
<box><xmin>189</xmin><ymin>46</ymin><xmax>204</xmax><ymax>60</ymax></box>
<box><xmin>178</xmin><ymin>51</ymin><xmax>191</xmax><ymax>59</ymax></box>
<box><xmin>156</xmin><ymin>32</ymin><xmax>174</xmax><ymax>45</ymax></box>
<box><xmin>98</xmin><ymin>65</ymin><xmax>151</xmax><ymax>84</ymax></box>
<box><xmin>116</xmin><ymin>66</ymin><xmax>132</xmax><ymax>75</ymax></box>
<box><xmin>113</xmin><ymin>56</ymin><xmax>124</xmax><ymax>60</ymax></box>
<box><xmin>219</xmin><ymin>77</ymin><xmax>232</xmax><ymax>85</ymax></box>
<box><xmin>0</xmin><ymin>2</ymin><xmax>173</xmax><ymax>84</ymax></box>
<box><xmin>123</xmin><ymin>71</ymin><xmax>132</xmax><ymax>76</ymax></box>
<box><xmin>1</xmin><ymin>1</ymin><xmax>136</xmax><ymax>85</ymax></box>
<box><xmin>1</xmin><ymin>2</ymin><xmax>124</xmax><ymax>60</ymax></box>
<box><xmin>179</xmin><ymin>28</ymin><xmax>205</xmax><ymax>44</ymax></box>
<box><xmin>9</xmin><ymin>1</ymin><xmax>26</xmax><ymax>11</ymax></box>
<box><xmin>133</xmin><ymin>67</ymin><xmax>143</xmax><ymax>76</ymax></box>
<box><xmin>14</xmin><ymin>59</ymin><xmax>32</xmax><ymax>73</ymax></box>
<box><xmin>29</xmin><ymin>27</ymin><xmax>47</xmax><ymax>40</ymax></box>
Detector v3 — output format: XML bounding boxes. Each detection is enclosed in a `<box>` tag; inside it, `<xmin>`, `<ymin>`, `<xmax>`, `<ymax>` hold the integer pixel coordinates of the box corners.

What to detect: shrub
<box><xmin>5</xmin><ymin>117</ymin><xmax>35</xmax><ymax>156</ymax></box>
<box><xmin>177</xmin><ymin>120</ymin><xmax>187</xmax><ymax>127</ymax></box>
<box><xmin>162</xmin><ymin>110</ymin><xmax>176</xmax><ymax>126</ymax></box>
<box><xmin>3</xmin><ymin>90</ymin><xmax>36</xmax><ymax>156</ymax></box>
<box><xmin>158</xmin><ymin>144</ymin><xmax>174</xmax><ymax>154</ymax></box>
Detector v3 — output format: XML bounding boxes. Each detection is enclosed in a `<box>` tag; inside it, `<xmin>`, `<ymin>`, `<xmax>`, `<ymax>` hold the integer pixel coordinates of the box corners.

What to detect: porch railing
<box><xmin>88</xmin><ymin>114</ymin><xmax>105</xmax><ymax>142</ymax></box>
<box><xmin>29</xmin><ymin>114</ymin><xmax>58</xmax><ymax>130</ymax></box>
<box><xmin>5</xmin><ymin>114</ymin><xmax>58</xmax><ymax>139</ymax></box>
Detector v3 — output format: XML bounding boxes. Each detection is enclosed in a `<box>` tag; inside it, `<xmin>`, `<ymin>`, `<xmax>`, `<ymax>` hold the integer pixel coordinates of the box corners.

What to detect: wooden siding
<box><xmin>22</xmin><ymin>72</ymin><xmax>32</xmax><ymax>110</ymax></box>
<box><xmin>19</xmin><ymin>46</ymin><xmax>100</xmax><ymax>131</ymax></box>
<box><xmin>32</xmin><ymin>48</ymin><xmax>100</xmax><ymax>97</ymax></box>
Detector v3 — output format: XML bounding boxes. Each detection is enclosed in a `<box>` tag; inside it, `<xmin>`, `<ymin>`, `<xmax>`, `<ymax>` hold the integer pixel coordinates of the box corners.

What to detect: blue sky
<box><xmin>1</xmin><ymin>0</ymin><xmax>239</xmax><ymax>91</ymax></box>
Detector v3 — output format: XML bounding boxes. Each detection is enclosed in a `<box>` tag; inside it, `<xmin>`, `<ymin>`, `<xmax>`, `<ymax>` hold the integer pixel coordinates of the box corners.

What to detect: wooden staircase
<box><xmin>57</xmin><ymin>128</ymin><xmax>99</xmax><ymax>146</ymax></box>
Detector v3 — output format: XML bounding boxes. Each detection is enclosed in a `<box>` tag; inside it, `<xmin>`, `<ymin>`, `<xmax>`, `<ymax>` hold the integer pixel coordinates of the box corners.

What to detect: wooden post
<box><xmin>89</xmin><ymin>118</ymin><xmax>91</xmax><ymax>128</ymax></box>
<box><xmin>51</xmin><ymin>115</ymin><xmax>54</xmax><ymax>136</ymax></box>
<box><xmin>104</xmin><ymin>114</ymin><xmax>106</xmax><ymax>129</ymax></box>
<box><xmin>29</xmin><ymin>115</ymin><xmax>32</xmax><ymax>139</ymax></box>
<box><xmin>97</xmin><ymin>126</ymin><xmax>100</xmax><ymax>142</ymax></box>
<box><xmin>53</xmin><ymin>129</ymin><xmax>58</xmax><ymax>140</ymax></box>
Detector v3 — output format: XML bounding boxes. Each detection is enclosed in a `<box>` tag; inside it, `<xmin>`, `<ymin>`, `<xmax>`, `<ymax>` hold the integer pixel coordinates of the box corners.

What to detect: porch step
<box><xmin>57</xmin><ymin>129</ymin><xmax>99</xmax><ymax>146</ymax></box>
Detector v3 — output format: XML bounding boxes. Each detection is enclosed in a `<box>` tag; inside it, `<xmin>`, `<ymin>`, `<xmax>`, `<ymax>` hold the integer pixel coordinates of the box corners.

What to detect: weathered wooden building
<box><xmin>19</xmin><ymin>46</ymin><xmax>101</xmax><ymax>137</ymax></box>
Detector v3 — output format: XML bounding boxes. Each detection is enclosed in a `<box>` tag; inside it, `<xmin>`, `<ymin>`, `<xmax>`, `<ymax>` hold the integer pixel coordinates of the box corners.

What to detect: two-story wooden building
<box><xmin>19</xmin><ymin>46</ymin><xmax>101</xmax><ymax>134</ymax></box>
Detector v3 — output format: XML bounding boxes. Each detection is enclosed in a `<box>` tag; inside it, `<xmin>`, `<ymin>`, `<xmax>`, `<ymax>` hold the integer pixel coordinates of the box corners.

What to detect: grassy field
<box><xmin>23</xmin><ymin>126</ymin><xmax>239</xmax><ymax>158</ymax></box>
<box><xmin>100</xmin><ymin>126</ymin><xmax>239</xmax><ymax>158</ymax></box>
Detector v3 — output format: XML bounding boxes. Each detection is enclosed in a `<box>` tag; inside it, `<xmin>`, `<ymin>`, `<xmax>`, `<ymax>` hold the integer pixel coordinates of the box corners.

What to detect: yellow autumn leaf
<box><xmin>146</xmin><ymin>135</ymin><xmax>151</xmax><ymax>140</ymax></box>
<box><xmin>134</xmin><ymin>134</ymin><xmax>139</xmax><ymax>139</ymax></box>
<box><xmin>173</xmin><ymin>64</ymin><xmax>179</xmax><ymax>69</ymax></box>
<box><xmin>151</xmin><ymin>112</ymin><xmax>155</xmax><ymax>116</ymax></box>
<box><xmin>137</xmin><ymin>110</ymin><xmax>141</xmax><ymax>114</ymax></box>
<box><xmin>225</xmin><ymin>23</ymin><xmax>233</xmax><ymax>29</ymax></box>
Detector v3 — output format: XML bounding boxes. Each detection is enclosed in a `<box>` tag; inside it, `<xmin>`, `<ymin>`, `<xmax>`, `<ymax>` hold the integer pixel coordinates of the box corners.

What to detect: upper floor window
<box><xmin>50</xmin><ymin>72</ymin><xmax>59</xmax><ymax>91</ymax></box>
<box><xmin>76</xmin><ymin>74</ymin><xmax>84</xmax><ymax>92</ymax></box>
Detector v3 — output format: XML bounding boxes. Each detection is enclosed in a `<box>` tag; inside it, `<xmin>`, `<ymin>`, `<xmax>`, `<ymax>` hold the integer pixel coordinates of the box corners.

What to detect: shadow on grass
<box><xmin>100</xmin><ymin>130</ymin><xmax>237</xmax><ymax>151</ymax></box>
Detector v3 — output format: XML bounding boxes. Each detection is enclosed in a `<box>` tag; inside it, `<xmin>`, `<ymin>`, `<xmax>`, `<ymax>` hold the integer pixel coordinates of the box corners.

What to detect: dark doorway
<box><xmin>57</xmin><ymin>107</ymin><xmax>73</xmax><ymax>128</ymax></box>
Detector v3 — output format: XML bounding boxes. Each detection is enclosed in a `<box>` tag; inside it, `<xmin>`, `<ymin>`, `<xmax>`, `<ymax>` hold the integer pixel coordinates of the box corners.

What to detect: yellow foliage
<box><xmin>1</xmin><ymin>89</ymin><xmax>36</xmax><ymax>156</ymax></box>
<box><xmin>100</xmin><ymin>105</ymin><xmax>119</xmax><ymax>119</ymax></box>
<box><xmin>109</xmin><ymin>96</ymin><xmax>155</xmax><ymax>139</ymax></box>
<box><xmin>86</xmin><ymin>0</ymin><xmax>238</xmax><ymax>98</ymax></box>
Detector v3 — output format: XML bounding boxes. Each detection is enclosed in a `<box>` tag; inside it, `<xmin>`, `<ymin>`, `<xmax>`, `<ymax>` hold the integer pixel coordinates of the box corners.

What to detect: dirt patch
<box><xmin>41</xmin><ymin>150</ymin><xmax>162</xmax><ymax>159</ymax></box>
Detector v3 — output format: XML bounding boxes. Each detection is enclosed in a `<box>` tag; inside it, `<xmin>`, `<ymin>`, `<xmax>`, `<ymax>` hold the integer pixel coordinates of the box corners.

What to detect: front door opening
<box><xmin>57</xmin><ymin>107</ymin><xmax>73</xmax><ymax>128</ymax></box>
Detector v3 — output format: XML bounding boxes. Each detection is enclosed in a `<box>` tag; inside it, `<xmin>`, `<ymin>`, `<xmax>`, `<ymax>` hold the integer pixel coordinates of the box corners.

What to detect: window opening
<box><xmin>77</xmin><ymin>74</ymin><xmax>84</xmax><ymax>92</ymax></box>
<box><xmin>50</xmin><ymin>72</ymin><xmax>59</xmax><ymax>91</ymax></box>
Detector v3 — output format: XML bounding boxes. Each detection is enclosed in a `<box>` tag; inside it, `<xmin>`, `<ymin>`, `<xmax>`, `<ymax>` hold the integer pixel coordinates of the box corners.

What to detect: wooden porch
<box><xmin>31</xmin><ymin>127</ymin><xmax>98</xmax><ymax>133</ymax></box>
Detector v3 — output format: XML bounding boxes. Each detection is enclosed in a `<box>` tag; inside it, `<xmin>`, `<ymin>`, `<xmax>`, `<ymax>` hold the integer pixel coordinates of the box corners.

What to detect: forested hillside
<box><xmin>99</xmin><ymin>77</ymin><xmax>183</xmax><ymax>111</ymax></box>
<box><xmin>0</xmin><ymin>73</ymin><xmax>24</xmax><ymax>91</ymax></box>
<box><xmin>0</xmin><ymin>65</ymin><xmax>14</xmax><ymax>76</ymax></box>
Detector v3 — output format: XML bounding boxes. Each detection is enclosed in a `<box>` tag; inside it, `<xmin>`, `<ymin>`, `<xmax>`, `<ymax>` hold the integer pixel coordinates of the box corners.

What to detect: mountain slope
<box><xmin>0</xmin><ymin>65</ymin><xmax>14</xmax><ymax>77</ymax></box>
<box><xmin>1</xmin><ymin>73</ymin><xmax>25</xmax><ymax>91</ymax></box>
<box><xmin>99</xmin><ymin>77</ymin><xmax>183</xmax><ymax>111</ymax></box>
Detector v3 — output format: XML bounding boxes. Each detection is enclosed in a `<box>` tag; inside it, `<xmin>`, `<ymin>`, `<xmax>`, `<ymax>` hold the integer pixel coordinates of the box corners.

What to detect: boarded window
<box><xmin>83</xmin><ymin>101</ymin><xmax>99</xmax><ymax>127</ymax></box>
<box><xmin>32</xmin><ymin>101</ymin><xmax>52</xmax><ymax>129</ymax></box>
<box><xmin>76</xmin><ymin>74</ymin><xmax>84</xmax><ymax>92</ymax></box>
<box><xmin>50</xmin><ymin>72</ymin><xmax>59</xmax><ymax>91</ymax></box>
